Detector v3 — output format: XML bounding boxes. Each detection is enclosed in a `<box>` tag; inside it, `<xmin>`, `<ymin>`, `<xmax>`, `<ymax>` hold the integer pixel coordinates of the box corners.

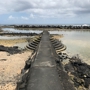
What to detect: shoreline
<box><xmin>0</xmin><ymin>36</ymin><xmax>33</xmax><ymax>90</ymax></box>
<box><xmin>1</xmin><ymin>26</ymin><xmax>90</xmax><ymax>31</ymax></box>
<box><xmin>0</xmin><ymin>30</ymin><xmax>90</xmax><ymax>90</ymax></box>
<box><xmin>6</xmin><ymin>28</ymin><xmax>90</xmax><ymax>31</ymax></box>
<box><xmin>0</xmin><ymin>51</ymin><xmax>32</xmax><ymax>90</ymax></box>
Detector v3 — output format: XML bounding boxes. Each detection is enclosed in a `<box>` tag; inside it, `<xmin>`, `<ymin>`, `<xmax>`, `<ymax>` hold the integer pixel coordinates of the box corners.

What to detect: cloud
<box><xmin>8</xmin><ymin>15</ymin><xmax>19</xmax><ymax>20</ymax></box>
<box><xmin>0</xmin><ymin>0</ymin><xmax>90</xmax><ymax>19</ymax></box>
<box><xmin>21</xmin><ymin>16</ymin><xmax>29</xmax><ymax>20</ymax></box>
<box><xmin>13</xmin><ymin>0</ymin><xmax>34</xmax><ymax>12</ymax></box>
<box><xmin>8</xmin><ymin>15</ymin><xmax>30</xmax><ymax>20</ymax></box>
<box><xmin>30</xmin><ymin>13</ymin><xmax>34</xmax><ymax>18</ymax></box>
<box><xmin>8</xmin><ymin>15</ymin><xmax>16</xmax><ymax>19</ymax></box>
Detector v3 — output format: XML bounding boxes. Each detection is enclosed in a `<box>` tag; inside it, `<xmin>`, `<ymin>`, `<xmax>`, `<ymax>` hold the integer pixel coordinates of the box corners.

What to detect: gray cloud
<box><xmin>0</xmin><ymin>0</ymin><xmax>90</xmax><ymax>18</ymax></box>
<box><xmin>75</xmin><ymin>9</ymin><xmax>90</xmax><ymax>15</ymax></box>
<box><xmin>13</xmin><ymin>0</ymin><xmax>34</xmax><ymax>11</ymax></box>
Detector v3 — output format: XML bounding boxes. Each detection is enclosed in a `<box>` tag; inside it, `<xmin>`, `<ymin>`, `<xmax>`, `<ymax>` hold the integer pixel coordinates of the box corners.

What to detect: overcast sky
<box><xmin>0</xmin><ymin>0</ymin><xmax>90</xmax><ymax>25</ymax></box>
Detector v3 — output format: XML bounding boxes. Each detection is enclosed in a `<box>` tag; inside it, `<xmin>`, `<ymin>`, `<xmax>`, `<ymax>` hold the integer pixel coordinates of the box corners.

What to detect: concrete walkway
<box><xmin>26</xmin><ymin>31</ymin><xmax>63</xmax><ymax>90</ymax></box>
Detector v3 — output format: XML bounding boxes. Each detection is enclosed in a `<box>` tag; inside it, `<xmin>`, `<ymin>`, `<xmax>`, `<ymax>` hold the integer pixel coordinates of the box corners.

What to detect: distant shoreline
<box><xmin>1</xmin><ymin>24</ymin><xmax>90</xmax><ymax>30</ymax></box>
<box><xmin>1</xmin><ymin>28</ymin><xmax>90</xmax><ymax>31</ymax></box>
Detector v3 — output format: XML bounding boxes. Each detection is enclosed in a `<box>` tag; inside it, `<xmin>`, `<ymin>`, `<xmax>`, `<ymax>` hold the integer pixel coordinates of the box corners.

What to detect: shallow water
<box><xmin>2</xmin><ymin>28</ymin><xmax>42</xmax><ymax>33</ymax></box>
<box><xmin>1</xmin><ymin>28</ymin><xmax>42</xmax><ymax>39</ymax></box>
<box><xmin>1</xmin><ymin>28</ymin><xmax>90</xmax><ymax>63</ymax></box>
<box><xmin>14</xmin><ymin>42</ymin><xmax>28</xmax><ymax>49</ymax></box>
<box><xmin>0</xmin><ymin>36</ymin><xmax>31</xmax><ymax>39</ymax></box>
<box><xmin>49</xmin><ymin>31</ymin><xmax>90</xmax><ymax>63</ymax></box>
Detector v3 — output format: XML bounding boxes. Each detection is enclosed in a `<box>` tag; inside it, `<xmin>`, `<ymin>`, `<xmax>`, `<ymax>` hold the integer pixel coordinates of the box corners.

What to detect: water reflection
<box><xmin>49</xmin><ymin>31</ymin><xmax>90</xmax><ymax>63</ymax></box>
<box><xmin>2</xmin><ymin>28</ymin><xmax>43</xmax><ymax>34</ymax></box>
<box><xmin>14</xmin><ymin>42</ymin><xmax>28</xmax><ymax>49</ymax></box>
<box><xmin>0</xmin><ymin>36</ymin><xmax>31</xmax><ymax>39</ymax></box>
<box><xmin>1</xmin><ymin>28</ymin><xmax>90</xmax><ymax>63</ymax></box>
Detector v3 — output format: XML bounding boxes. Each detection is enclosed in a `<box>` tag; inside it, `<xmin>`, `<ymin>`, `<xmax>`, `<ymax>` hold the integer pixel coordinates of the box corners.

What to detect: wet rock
<box><xmin>65</xmin><ymin>55</ymin><xmax>90</xmax><ymax>89</ymax></box>
<box><xmin>0</xmin><ymin>59</ymin><xmax>7</xmax><ymax>61</ymax></box>
<box><xmin>58</xmin><ymin>53</ymin><xmax>68</xmax><ymax>62</ymax></box>
<box><xmin>73</xmin><ymin>77</ymin><xmax>84</xmax><ymax>87</ymax></box>
<box><xmin>0</xmin><ymin>45</ymin><xmax>22</xmax><ymax>54</ymax></box>
<box><xmin>14</xmin><ymin>25</ymin><xmax>90</xmax><ymax>29</ymax></box>
<box><xmin>65</xmin><ymin>63</ymin><xmax>75</xmax><ymax>73</ymax></box>
<box><xmin>84</xmin><ymin>78</ymin><xmax>90</xmax><ymax>88</ymax></box>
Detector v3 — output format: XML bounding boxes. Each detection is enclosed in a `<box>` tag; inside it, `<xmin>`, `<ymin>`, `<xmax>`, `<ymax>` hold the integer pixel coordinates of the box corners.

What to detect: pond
<box><xmin>49</xmin><ymin>30</ymin><xmax>90</xmax><ymax>64</ymax></box>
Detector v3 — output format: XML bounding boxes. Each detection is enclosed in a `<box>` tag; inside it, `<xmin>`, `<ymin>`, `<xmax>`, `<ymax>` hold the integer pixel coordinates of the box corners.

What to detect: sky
<box><xmin>0</xmin><ymin>0</ymin><xmax>90</xmax><ymax>25</ymax></box>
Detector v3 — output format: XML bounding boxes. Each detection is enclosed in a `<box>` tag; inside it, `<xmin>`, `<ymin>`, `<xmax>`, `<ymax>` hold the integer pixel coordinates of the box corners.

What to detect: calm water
<box><xmin>0</xmin><ymin>36</ymin><xmax>31</xmax><ymax>39</ymax></box>
<box><xmin>1</xmin><ymin>28</ymin><xmax>42</xmax><ymax>39</ymax></box>
<box><xmin>1</xmin><ymin>28</ymin><xmax>90</xmax><ymax>63</ymax></box>
<box><xmin>49</xmin><ymin>31</ymin><xmax>90</xmax><ymax>63</ymax></box>
<box><xmin>2</xmin><ymin>28</ymin><xmax>42</xmax><ymax>33</ymax></box>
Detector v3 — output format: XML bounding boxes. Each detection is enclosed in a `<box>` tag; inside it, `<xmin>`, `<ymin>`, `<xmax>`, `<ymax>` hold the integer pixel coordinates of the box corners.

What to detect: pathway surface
<box><xmin>26</xmin><ymin>31</ymin><xmax>63</xmax><ymax>90</ymax></box>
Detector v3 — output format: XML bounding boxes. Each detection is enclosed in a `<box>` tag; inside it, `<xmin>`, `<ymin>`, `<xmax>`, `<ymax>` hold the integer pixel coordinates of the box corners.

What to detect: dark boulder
<box><xmin>0</xmin><ymin>45</ymin><xmax>22</xmax><ymax>54</ymax></box>
<box><xmin>65</xmin><ymin>55</ymin><xmax>90</xmax><ymax>89</ymax></box>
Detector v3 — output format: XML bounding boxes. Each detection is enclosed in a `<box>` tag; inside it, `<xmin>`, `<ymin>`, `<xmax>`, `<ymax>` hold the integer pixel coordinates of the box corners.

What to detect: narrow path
<box><xmin>26</xmin><ymin>31</ymin><xmax>63</xmax><ymax>90</ymax></box>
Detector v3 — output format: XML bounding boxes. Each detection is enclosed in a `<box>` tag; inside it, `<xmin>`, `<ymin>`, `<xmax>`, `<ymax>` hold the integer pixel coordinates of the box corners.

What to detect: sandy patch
<box><xmin>52</xmin><ymin>34</ymin><xmax>63</xmax><ymax>40</ymax></box>
<box><xmin>0</xmin><ymin>51</ymin><xmax>32</xmax><ymax>90</ymax></box>
<box><xmin>0</xmin><ymin>39</ymin><xmax>28</xmax><ymax>47</ymax></box>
